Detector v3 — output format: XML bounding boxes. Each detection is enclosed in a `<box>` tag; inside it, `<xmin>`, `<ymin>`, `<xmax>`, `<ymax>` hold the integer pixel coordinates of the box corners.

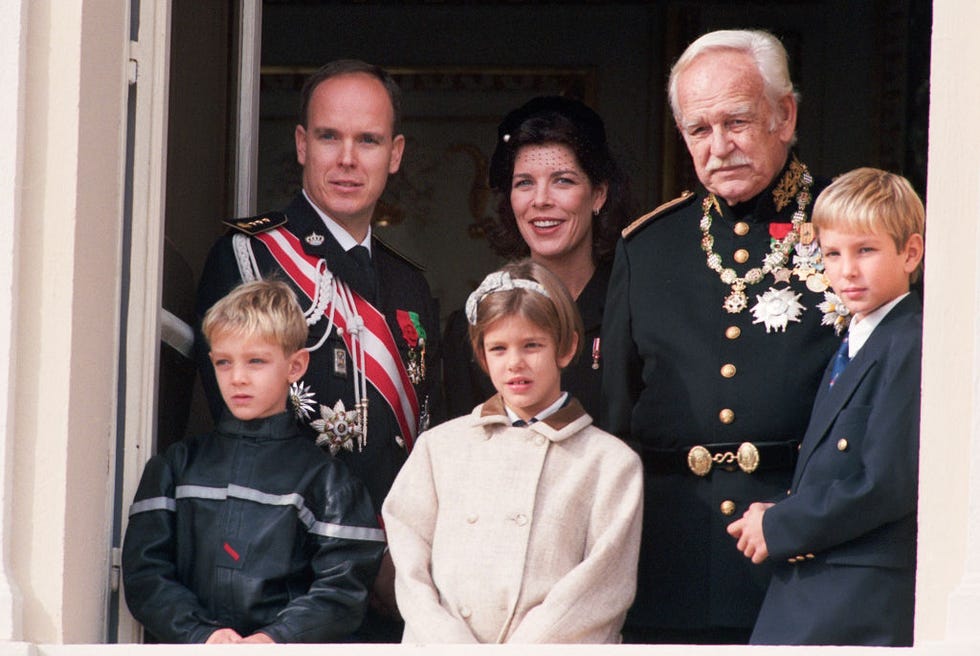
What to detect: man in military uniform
<box><xmin>195</xmin><ymin>60</ymin><xmax>440</xmax><ymax>640</ymax></box>
<box><xmin>601</xmin><ymin>30</ymin><xmax>841</xmax><ymax>643</ymax></box>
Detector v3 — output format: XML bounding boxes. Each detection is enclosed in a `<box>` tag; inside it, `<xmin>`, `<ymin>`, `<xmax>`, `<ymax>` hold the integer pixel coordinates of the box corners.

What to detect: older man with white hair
<box><xmin>601</xmin><ymin>29</ymin><xmax>842</xmax><ymax>643</ymax></box>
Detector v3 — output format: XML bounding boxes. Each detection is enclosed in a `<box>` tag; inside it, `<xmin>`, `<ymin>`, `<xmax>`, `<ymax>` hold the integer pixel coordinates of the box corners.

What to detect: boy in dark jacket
<box><xmin>727</xmin><ymin>168</ymin><xmax>925</xmax><ymax>646</ymax></box>
<box><xmin>123</xmin><ymin>280</ymin><xmax>385</xmax><ymax>643</ymax></box>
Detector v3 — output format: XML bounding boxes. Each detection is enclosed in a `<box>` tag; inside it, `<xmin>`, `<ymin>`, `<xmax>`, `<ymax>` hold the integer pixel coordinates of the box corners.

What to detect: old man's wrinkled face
<box><xmin>676</xmin><ymin>49</ymin><xmax>797</xmax><ymax>205</ymax></box>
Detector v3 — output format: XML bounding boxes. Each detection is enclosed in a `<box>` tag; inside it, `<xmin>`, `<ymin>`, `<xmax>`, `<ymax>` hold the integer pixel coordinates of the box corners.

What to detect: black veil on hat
<box><xmin>488</xmin><ymin>96</ymin><xmax>608</xmax><ymax>192</ymax></box>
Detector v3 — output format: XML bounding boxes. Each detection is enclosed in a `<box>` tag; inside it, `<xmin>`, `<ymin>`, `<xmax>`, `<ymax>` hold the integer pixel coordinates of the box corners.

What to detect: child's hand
<box><xmin>727</xmin><ymin>502</ymin><xmax>774</xmax><ymax>564</ymax></box>
<box><xmin>240</xmin><ymin>632</ymin><xmax>275</xmax><ymax>644</ymax></box>
<box><xmin>205</xmin><ymin>628</ymin><xmax>243</xmax><ymax>644</ymax></box>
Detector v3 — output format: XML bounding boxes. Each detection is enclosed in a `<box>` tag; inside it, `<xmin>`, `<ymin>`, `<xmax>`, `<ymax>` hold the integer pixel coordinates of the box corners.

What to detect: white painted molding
<box><xmin>115</xmin><ymin>0</ymin><xmax>172</xmax><ymax>644</ymax></box>
<box><xmin>234</xmin><ymin>0</ymin><xmax>262</xmax><ymax>216</ymax></box>
<box><xmin>0</xmin><ymin>0</ymin><xmax>27</xmax><ymax>642</ymax></box>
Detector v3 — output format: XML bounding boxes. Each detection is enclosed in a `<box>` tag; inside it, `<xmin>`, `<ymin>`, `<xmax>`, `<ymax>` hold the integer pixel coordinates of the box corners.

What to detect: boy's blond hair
<box><xmin>813</xmin><ymin>167</ymin><xmax>925</xmax><ymax>282</ymax></box>
<box><xmin>468</xmin><ymin>259</ymin><xmax>584</xmax><ymax>374</ymax></box>
<box><xmin>202</xmin><ymin>279</ymin><xmax>308</xmax><ymax>354</ymax></box>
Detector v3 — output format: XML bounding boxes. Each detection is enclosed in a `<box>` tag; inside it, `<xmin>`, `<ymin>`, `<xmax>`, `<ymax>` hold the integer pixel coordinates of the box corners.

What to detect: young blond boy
<box><xmin>123</xmin><ymin>280</ymin><xmax>385</xmax><ymax>643</ymax></box>
<box><xmin>727</xmin><ymin>168</ymin><xmax>925</xmax><ymax>646</ymax></box>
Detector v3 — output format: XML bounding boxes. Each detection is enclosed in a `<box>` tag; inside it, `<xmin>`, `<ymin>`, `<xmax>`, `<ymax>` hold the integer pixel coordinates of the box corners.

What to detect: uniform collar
<box><xmin>716</xmin><ymin>152</ymin><xmax>807</xmax><ymax>224</ymax></box>
<box><xmin>301</xmin><ymin>189</ymin><xmax>372</xmax><ymax>254</ymax></box>
<box><xmin>217</xmin><ymin>410</ymin><xmax>302</xmax><ymax>441</ymax></box>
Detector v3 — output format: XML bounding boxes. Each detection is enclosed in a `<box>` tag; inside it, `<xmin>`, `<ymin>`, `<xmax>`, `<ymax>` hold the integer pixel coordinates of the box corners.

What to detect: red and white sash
<box><xmin>247</xmin><ymin>228</ymin><xmax>419</xmax><ymax>449</ymax></box>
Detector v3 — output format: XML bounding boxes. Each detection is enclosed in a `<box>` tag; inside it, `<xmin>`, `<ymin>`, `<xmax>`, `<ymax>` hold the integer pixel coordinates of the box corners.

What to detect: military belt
<box><xmin>638</xmin><ymin>440</ymin><xmax>800</xmax><ymax>476</ymax></box>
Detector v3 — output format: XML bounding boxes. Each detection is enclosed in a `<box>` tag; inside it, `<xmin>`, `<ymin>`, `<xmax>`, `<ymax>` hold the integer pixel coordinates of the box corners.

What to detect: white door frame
<box><xmin>113</xmin><ymin>0</ymin><xmax>263</xmax><ymax>642</ymax></box>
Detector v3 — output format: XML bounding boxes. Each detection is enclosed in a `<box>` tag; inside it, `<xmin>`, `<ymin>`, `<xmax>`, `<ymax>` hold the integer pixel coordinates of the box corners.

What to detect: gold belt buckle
<box><xmin>737</xmin><ymin>442</ymin><xmax>760</xmax><ymax>474</ymax></box>
<box><xmin>687</xmin><ymin>442</ymin><xmax>760</xmax><ymax>476</ymax></box>
<box><xmin>687</xmin><ymin>445</ymin><xmax>712</xmax><ymax>476</ymax></box>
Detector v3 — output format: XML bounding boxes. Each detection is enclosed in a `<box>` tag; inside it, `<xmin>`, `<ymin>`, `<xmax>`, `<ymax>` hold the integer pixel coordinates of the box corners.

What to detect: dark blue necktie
<box><xmin>513</xmin><ymin>417</ymin><xmax>538</xmax><ymax>427</ymax></box>
<box><xmin>349</xmin><ymin>244</ymin><xmax>373</xmax><ymax>271</ymax></box>
<box><xmin>348</xmin><ymin>245</ymin><xmax>377</xmax><ymax>299</ymax></box>
<box><xmin>828</xmin><ymin>335</ymin><xmax>850</xmax><ymax>387</ymax></box>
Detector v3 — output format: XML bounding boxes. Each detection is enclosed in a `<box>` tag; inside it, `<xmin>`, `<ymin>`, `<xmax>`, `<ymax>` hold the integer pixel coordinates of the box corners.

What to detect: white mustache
<box><xmin>706</xmin><ymin>152</ymin><xmax>751</xmax><ymax>173</ymax></box>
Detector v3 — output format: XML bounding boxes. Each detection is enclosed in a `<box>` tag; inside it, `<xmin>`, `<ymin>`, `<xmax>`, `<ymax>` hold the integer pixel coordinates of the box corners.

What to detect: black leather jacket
<box><xmin>122</xmin><ymin>412</ymin><xmax>385</xmax><ymax>643</ymax></box>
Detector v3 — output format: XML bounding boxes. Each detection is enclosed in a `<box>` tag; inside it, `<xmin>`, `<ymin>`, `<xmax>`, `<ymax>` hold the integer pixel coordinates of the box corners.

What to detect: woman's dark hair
<box><xmin>482</xmin><ymin>96</ymin><xmax>631</xmax><ymax>264</ymax></box>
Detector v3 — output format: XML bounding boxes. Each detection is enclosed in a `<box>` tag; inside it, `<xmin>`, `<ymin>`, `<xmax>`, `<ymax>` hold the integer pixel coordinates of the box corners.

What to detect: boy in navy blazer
<box><xmin>727</xmin><ymin>168</ymin><xmax>925</xmax><ymax>646</ymax></box>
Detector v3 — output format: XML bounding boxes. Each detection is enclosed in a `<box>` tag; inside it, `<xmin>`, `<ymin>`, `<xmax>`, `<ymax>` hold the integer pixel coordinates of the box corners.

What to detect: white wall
<box><xmin>9</xmin><ymin>0</ymin><xmax>129</xmax><ymax>643</ymax></box>
<box><xmin>918</xmin><ymin>0</ymin><xmax>980</xmax><ymax>642</ymax></box>
<box><xmin>0</xmin><ymin>0</ymin><xmax>27</xmax><ymax>641</ymax></box>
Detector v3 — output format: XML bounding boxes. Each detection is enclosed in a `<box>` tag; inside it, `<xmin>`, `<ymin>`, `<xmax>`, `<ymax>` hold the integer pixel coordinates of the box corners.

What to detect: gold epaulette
<box><xmin>223</xmin><ymin>211</ymin><xmax>287</xmax><ymax>236</ymax></box>
<box><xmin>374</xmin><ymin>236</ymin><xmax>426</xmax><ymax>272</ymax></box>
<box><xmin>621</xmin><ymin>190</ymin><xmax>695</xmax><ymax>239</ymax></box>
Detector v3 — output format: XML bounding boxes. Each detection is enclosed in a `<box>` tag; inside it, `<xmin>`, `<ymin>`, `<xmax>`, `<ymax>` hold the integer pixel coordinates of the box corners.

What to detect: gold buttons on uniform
<box><xmin>719</xmin><ymin>408</ymin><xmax>735</xmax><ymax>424</ymax></box>
<box><xmin>720</xmin><ymin>363</ymin><xmax>736</xmax><ymax>378</ymax></box>
<box><xmin>734</xmin><ymin>221</ymin><xmax>750</xmax><ymax>236</ymax></box>
<box><xmin>733</xmin><ymin>248</ymin><xmax>750</xmax><ymax>264</ymax></box>
<box><xmin>725</xmin><ymin>326</ymin><xmax>741</xmax><ymax>340</ymax></box>
<box><xmin>837</xmin><ymin>438</ymin><xmax>849</xmax><ymax>451</ymax></box>
<box><xmin>720</xmin><ymin>500</ymin><xmax>736</xmax><ymax>516</ymax></box>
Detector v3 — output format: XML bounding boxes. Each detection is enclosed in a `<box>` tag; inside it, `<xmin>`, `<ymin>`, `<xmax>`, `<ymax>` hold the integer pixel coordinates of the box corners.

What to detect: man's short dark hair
<box><xmin>298</xmin><ymin>59</ymin><xmax>402</xmax><ymax>134</ymax></box>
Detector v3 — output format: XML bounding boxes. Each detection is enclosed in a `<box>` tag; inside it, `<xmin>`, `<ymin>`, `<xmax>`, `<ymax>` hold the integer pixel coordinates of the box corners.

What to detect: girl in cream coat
<box><xmin>382</xmin><ymin>260</ymin><xmax>643</xmax><ymax>643</ymax></box>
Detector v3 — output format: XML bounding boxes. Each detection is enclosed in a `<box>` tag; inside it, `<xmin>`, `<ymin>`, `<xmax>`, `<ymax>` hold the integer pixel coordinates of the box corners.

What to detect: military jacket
<box><xmin>195</xmin><ymin>193</ymin><xmax>441</xmax><ymax>512</ymax></box>
<box><xmin>600</xmin><ymin>157</ymin><xmax>841</xmax><ymax>630</ymax></box>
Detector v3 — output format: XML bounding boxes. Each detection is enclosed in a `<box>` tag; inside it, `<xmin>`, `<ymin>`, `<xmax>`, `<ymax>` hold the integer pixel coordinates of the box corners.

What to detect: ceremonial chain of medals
<box><xmin>700</xmin><ymin>164</ymin><xmax>812</xmax><ymax>314</ymax></box>
<box><xmin>698</xmin><ymin>161</ymin><xmax>848</xmax><ymax>334</ymax></box>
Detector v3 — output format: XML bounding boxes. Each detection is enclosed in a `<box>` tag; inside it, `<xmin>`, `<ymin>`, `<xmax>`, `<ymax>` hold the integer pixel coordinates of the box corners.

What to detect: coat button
<box><xmin>734</xmin><ymin>221</ymin><xmax>750</xmax><ymax>236</ymax></box>
<box><xmin>720</xmin><ymin>363</ymin><xmax>736</xmax><ymax>378</ymax></box>
<box><xmin>837</xmin><ymin>438</ymin><xmax>849</xmax><ymax>451</ymax></box>
<box><xmin>733</xmin><ymin>248</ymin><xmax>750</xmax><ymax>264</ymax></box>
<box><xmin>719</xmin><ymin>408</ymin><xmax>735</xmax><ymax>424</ymax></box>
<box><xmin>534</xmin><ymin>435</ymin><xmax>546</xmax><ymax>446</ymax></box>
<box><xmin>466</xmin><ymin>513</ymin><xmax>478</xmax><ymax>524</ymax></box>
<box><xmin>725</xmin><ymin>325</ymin><xmax>741</xmax><ymax>340</ymax></box>
<box><xmin>720</xmin><ymin>500</ymin><xmax>736</xmax><ymax>516</ymax></box>
<box><xmin>514</xmin><ymin>514</ymin><xmax>528</xmax><ymax>526</ymax></box>
<box><xmin>459</xmin><ymin>605</ymin><xmax>472</xmax><ymax>618</ymax></box>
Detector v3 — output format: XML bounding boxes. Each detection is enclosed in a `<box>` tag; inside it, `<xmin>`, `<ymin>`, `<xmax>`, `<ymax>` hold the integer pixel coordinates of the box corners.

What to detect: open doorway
<box><xmin>121</xmin><ymin>0</ymin><xmax>930</xmax><ymax>642</ymax></box>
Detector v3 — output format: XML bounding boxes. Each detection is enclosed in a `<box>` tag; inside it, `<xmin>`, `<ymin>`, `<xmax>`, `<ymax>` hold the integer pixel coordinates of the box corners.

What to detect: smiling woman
<box><xmin>442</xmin><ymin>96</ymin><xmax>632</xmax><ymax>420</ymax></box>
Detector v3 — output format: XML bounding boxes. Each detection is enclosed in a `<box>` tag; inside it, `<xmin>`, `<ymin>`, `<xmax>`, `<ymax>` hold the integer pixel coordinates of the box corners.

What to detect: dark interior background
<box><xmin>160</xmin><ymin>0</ymin><xmax>931</xmax><ymax>445</ymax></box>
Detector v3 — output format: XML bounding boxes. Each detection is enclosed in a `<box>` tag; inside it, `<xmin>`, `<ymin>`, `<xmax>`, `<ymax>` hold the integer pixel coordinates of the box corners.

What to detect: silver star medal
<box><xmin>793</xmin><ymin>242</ymin><xmax>829</xmax><ymax>292</ymax></box>
<box><xmin>817</xmin><ymin>290</ymin><xmax>852</xmax><ymax>335</ymax></box>
<box><xmin>751</xmin><ymin>287</ymin><xmax>806</xmax><ymax>333</ymax></box>
<box><xmin>289</xmin><ymin>381</ymin><xmax>317</xmax><ymax>422</ymax></box>
<box><xmin>311</xmin><ymin>400</ymin><xmax>363</xmax><ymax>455</ymax></box>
